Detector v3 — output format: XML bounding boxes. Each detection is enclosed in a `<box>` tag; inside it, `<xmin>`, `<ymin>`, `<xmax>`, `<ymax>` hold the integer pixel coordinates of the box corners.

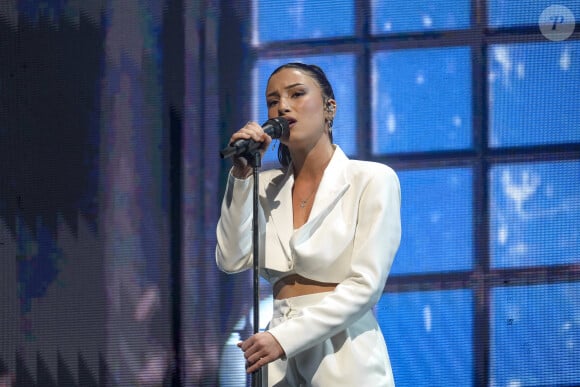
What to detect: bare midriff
<box><xmin>273</xmin><ymin>274</ymin><xmax>338</xmax><ymax>300</ymax></box>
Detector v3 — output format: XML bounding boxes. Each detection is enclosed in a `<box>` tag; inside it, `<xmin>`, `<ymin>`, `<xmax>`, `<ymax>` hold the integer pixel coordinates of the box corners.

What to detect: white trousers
<box><xmin>264</xmin><ymin>292</ymin><xmax>395</xmax><ymax>387</ymax></box>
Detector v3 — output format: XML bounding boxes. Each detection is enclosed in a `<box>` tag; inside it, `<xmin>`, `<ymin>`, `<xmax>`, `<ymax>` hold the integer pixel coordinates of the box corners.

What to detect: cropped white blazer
<box><xmin>216</xmin><ymin>145</ymin><xmax>401</xmax><ymax>358</ymax></box>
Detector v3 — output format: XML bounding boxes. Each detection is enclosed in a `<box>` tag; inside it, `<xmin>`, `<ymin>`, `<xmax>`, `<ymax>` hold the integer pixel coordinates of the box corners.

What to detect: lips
<box><xmin>283</xmin><ymin>117</ymin><xmax>297</xmax><ymax>128</ymax></box>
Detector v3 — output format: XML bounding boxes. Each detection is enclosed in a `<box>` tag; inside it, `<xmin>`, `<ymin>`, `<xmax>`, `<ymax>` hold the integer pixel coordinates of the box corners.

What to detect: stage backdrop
<box><xmin>0</xmin><ymin>1</ymin><xmax>173</xmax><ymax>385</ymax></box>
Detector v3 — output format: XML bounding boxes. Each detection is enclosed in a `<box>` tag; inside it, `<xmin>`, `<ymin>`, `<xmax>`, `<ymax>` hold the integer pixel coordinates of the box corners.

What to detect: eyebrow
<box><xmin>266</xmin><ymin>83</ymin><xmax>305</xmax><ymax>98</ymax></box>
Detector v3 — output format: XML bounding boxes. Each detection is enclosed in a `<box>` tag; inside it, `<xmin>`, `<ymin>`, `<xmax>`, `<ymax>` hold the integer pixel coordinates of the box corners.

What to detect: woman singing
<box><xmin>216</xmin><ymin>63</ymin><xmax>401</xmax><ymax>386</ymax></box>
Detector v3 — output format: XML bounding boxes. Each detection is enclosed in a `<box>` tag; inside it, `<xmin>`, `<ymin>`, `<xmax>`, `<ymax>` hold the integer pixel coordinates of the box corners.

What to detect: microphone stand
<box><xmin>250</xmin><ymin>150</ymin><xmax>262</xmax><ymax>387</ymax></box>
<box><xmin>220</xmin><ymin>118</ymin><xmax>288</xmax><ymax>386</ymax></box>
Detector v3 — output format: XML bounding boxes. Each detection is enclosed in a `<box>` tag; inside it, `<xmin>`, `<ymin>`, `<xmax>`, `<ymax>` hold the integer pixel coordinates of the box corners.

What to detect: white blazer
<box><xmin>216</xmin><ymin>145</ymin><xmax>401</xmax><ymax>358</ymax></box>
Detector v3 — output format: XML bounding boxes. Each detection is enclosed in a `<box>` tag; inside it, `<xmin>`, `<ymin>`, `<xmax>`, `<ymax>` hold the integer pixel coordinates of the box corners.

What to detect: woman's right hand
<box><xmin>230</xmin><ymin>121</ymin><xmax>273</xmax><ymax>178</ymax></box>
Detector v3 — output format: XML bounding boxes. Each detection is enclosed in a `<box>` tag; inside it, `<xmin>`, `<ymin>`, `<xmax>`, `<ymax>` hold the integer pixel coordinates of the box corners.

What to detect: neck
<box><xmin>291</xmin><ymin>141</ymin><xmax>334</xmax><ymax>180</ymax></box>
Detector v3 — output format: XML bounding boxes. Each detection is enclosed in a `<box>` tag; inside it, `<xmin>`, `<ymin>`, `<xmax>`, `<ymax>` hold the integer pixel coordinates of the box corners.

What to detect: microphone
<box><xmin>220</xmin><ymin>117</ymin><xmax>289</xmax><ymax>159</ymax></box>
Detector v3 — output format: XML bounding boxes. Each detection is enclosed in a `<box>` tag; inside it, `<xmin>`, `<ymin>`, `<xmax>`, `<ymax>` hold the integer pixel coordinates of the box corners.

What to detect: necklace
<box><xmin>299</xmin><ymin>190</ymin><xmax>316</xmax><ymax>208</ymax></box>
<box><xmin>295</xmin><ymin>153</ymin><xmax>332</xmax><ymax>209</ymax></box>
<box><xmin>297</xmin><ymin>178</ymin><xmax>323</xmax><ymax>209</ymax></box>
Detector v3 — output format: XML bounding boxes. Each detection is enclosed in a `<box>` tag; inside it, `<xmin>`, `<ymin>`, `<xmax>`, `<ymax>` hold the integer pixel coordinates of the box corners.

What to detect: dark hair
<box><xmin>268</xmin><ymin>63</ymin><xmax>336</xmax><ymax>167</ymax></box>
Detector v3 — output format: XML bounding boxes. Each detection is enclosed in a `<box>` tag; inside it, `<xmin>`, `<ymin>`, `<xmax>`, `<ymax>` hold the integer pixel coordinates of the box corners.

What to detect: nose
<box><xmin>277</xmin><ymin>98</ymin><xmax>291</xmax><ymax>115</ymax></box>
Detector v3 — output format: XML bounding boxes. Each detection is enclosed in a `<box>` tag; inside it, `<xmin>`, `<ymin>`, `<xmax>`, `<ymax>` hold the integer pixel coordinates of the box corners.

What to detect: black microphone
<box><xmin>220</xmin><ymin>117</ymin><xmax>289</xmax><ymax>159</ymax></box>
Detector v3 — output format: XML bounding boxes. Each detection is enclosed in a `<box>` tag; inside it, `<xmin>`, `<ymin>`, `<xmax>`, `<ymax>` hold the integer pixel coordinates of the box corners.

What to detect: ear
<box><xmin>324</xmin><ymin>99</ymin><xmax>337</xmax><ymax>122</ymax></box>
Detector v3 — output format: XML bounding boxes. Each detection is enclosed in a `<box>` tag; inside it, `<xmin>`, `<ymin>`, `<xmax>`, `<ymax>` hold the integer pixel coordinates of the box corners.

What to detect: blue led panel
<box><xmin>372</xmin><ymin>0</ymin><xmax>471</xmax><ymax>34</ymax></box>
<box><xmin>490</xmin><ymin>160</ymin><xmax>580</xmax><ymax>268</ymax></box>
<box><xmin>253</xmin><ymin>55</ymin><xmax>357</xmax><ymax>164</ymax></box>
<box><xmin>390</xmin><ymin>168</ymin><xmax>473</xmax><ymax>275</ymax></box>
<box><xmin>372</xmin><ymin>47</ymin><xmax>472</xmax><ymax>154</ymax></box>
<box><xmin>489</xmin><ymin>0</ymin><xmax>580</xmax><ymax>27</ymax></box>
<box><xmin>489</xmin><ymin>42</ymin><xmax>580</xmax><ymax>147</ymax></box>
<box><xmin>253</xmin><ymin>0</ymin><xmax>354</xmax><ymax>44</ymax></box>
<box><xmin>377</xmin><ymin>290</ymin><xmax>473</xmax><ymax>387</ymax></box>
<box><xmin>491</xmin><ymin>283</ymin><xmax>580</xmax><ymax>386</ymax></box>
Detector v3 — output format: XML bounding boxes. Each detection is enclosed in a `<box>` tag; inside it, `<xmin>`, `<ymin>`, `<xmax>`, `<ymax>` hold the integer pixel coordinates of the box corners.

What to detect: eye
<box><xmin>267</xmin><ymin>100</ymin><xmax>278</xmax><ymax>108</ymax></box>
<box><xmin>292</xmin><ymin>90</ymin><xmax>305</xmax><ymax>98</ymax></box>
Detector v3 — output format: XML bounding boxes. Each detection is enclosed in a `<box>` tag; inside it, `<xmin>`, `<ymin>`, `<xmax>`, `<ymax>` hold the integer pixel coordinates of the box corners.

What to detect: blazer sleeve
<box><xmin>215</xmin><ymin>171</ymin><xmax>255</xmax><ymax>273</ymax></box>
<box><xmin>267</xmin><ymin>166</ymin><xmax>402</xmax><ymax>358</ymax></box>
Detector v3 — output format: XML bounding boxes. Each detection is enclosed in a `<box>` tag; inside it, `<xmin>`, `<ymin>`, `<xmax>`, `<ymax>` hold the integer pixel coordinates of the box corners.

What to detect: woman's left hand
<box><xmin>237</xmin><ymin>332</ymin><xmax>285</xmax><ymax>373</ymax></box>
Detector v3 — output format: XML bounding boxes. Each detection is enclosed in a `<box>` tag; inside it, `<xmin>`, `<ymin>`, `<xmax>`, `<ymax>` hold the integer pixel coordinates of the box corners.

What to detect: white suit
<box><xmin>216</xmin><ymin>145</ymin><xmax>401</xmax><ymax>386</ymax></box>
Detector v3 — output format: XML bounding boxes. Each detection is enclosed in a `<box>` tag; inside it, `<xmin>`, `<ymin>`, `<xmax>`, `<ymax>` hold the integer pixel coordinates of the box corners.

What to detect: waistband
<box><xmin>272</xmin><ymin>291</ymin><xmax>333</xmax><ymax>319</ymax></box>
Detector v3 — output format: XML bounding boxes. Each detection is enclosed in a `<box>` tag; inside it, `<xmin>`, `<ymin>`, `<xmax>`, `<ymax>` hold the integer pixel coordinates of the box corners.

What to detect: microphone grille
<box><xmin>267</xmin><ymin>117</ymin><xmax>289</xmax><ymax>139</ymax></box>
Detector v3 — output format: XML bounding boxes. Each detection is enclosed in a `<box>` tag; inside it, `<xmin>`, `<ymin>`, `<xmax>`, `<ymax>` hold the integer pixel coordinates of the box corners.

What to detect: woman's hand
<box><xmin>230</xmin><ymin>121</ymin><xmax>272</xmax><ymax>179</ymax></box>
<box><xmin>237</xmin><ymin>332</ymin><xmax>285</xmax><ymax>374</ymax></box>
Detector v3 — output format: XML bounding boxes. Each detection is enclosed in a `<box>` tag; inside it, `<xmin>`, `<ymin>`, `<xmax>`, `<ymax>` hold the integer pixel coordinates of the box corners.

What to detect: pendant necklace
<box><xmin>297</xmin><ymin>157</ymin><xmax>331</xmax><ymax>209</ymax></box>
<box><xmin>298</xmin><ymin>178</ymin><xmax>322</xmax><ymax>208</ymax></box>
<box><xmin>299</xmin><ymin>190</ymin><xmax>316</xmax><ymax>208</ymax></box>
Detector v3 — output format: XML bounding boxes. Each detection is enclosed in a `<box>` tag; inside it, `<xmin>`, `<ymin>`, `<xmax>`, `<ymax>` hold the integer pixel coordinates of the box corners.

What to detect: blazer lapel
<box><xmin>265</xmin><ymin>168</ymin><xmax>294</xmax><ymax>259</ymax></box>
<box><xmin>307</xmin><ymin>145</ymin><xmax>350</xmax><ymax>223</ymax></box>
<box><xmin>265</xmin><ymin>145</ymin><xmax>351</xmax><ymax>258</ymax></box>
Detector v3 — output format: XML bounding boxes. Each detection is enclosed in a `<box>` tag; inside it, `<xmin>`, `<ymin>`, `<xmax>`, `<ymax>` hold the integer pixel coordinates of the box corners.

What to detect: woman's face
<box><xmin>265</xmin><ymin>68</ymin><xmax>329</xmax><ymax>147</ymax></box>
